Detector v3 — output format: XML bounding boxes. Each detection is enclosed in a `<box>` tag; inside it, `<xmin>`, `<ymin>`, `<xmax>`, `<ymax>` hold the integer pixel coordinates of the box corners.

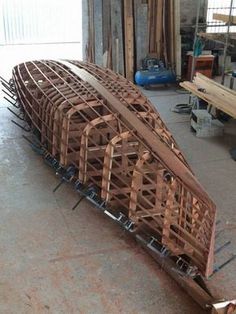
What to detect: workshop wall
<box><xmin>81</xmin><ymin>0</ymin><xmax>209</xmax><ymax>79</ymax></box>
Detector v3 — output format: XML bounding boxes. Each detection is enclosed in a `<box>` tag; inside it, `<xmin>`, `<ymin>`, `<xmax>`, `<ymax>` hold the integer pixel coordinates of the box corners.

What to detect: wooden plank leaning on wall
<box><xmin>134</xmin><ymin>0</ymin><xmax>148</xmax><ymax>70</ymax></box>
<box><xmin>147</xmin><ymin>0</ymin><xmax>181</xmax><ymax>76</ymax></box>
<box><xmin>174</xmin><ymin>0</ymin><xmax>181</xmax><ymax>77</ymax></box>
<box><xmin>156</xmin><ymin>0</ymin><xmax>163</xmax><ymax>59</ymax></box>
<box><xmin>111</xmin><ymin>0</ymin><xmax>125</xmax><ymax>75</ymax></box>
<box><xmin>124</xmin><ymin>0</ymin><xmax>134</xmax><ymax>81</ymax></box>
<box><xmin>148</xmin><ymin>0</ymin><xmax>163</xmax><ymax>57</ymax></box>
<box><xmin>86</xmin><ymin>0</ymin><xmax>95</xmax><ymax>63</ymax></box>
<box><xmin>102</xmin><ymin>0</ymin><xmax>112</xmax><ymax>68</ymax></box>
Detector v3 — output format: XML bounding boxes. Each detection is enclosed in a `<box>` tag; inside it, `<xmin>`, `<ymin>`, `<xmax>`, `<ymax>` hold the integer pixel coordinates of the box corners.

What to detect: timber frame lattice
<box><xmin>12</xmin><ymin>60</ymin><xmax>216</xmax><ymax>278</ymax></box>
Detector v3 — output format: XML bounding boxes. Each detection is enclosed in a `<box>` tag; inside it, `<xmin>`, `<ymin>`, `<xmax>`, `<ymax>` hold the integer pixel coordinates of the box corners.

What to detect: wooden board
<box><xmin>94</xmin><ymin>0</ymin><xmax>103</xmax><ymax>65</ymax></box>
<box><xmin>156</xmin><ymin>0</ymin><xmax>163</xmax><ymax>59</ymax></box>
<box><xmin>213</xmin><ymin>13</ymin><xmax>236</xmax><ymax>24</ymax></box>
<box><xmin>174</xmin><ymin>0</ymin><xmax>181</xmax><ymax>76</ymax></box>
<box><xmin>87</xmin><ymin>0</ymin><xmax>95</xmax><ymax>62</ymax></box>
<box><xmin>124</xmin><ymin>0</ymin><xmax>134</xmax><ymax>81</ymax></box>
<box><xmin>111</xmin><ymin>0</ymin><xmax>125</xmax><ymax>74</ymax></box>
<box><xmin>134</xmin><ymin>0</ymin><xmax>148</xmax><ymax>69</ymax></box>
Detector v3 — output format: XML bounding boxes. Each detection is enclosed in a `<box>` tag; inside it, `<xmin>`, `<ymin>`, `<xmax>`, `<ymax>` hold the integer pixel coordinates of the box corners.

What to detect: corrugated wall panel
<box><xmin>0</xmin><ymin>0</ymin><xmax>82</xmax><ymax>45</ymax></box>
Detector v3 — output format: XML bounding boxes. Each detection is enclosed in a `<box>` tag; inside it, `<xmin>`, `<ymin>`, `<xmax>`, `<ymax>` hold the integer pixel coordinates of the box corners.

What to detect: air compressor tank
<box><xmin>135</xmin><ymin>58</ymin><xmax>176</xmax><ymax>87</ymax></box>
<box><xmin>135</xmin><ymin>67</ymin><xmax>176</xmax><ymax>86</ymax></box>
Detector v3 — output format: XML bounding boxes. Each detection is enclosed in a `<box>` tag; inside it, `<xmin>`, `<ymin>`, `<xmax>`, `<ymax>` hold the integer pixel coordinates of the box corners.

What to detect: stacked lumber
<box><xmin>180</xmin><ymin>73</ymin><xmax>236</xmax><ymax>118</ymax></box>
<box><xmin>85</xmin><ymin>0</ymin><xmax>181</xmax><ymax>80</ymax></box>
<box><xmin>148</xmin><ymin>0</ymin><xmax>180</xmax><ymax>69</ymax></box>
<box><xmin>12</xmin><ymin>60</ymin><xmax>216</xmax><ymax>278</ymax></box>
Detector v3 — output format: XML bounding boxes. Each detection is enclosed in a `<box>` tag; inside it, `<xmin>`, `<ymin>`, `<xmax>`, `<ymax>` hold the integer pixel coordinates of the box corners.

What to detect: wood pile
<box><xmin>12</xmin><ymin>60</ymin><xmax>216</xmax><ymax>278</ymax></box>
<box><xmin>85</xmin><ymin>0</ymin><xmax>181</xmax><ymax>80</ymax></box>
<box><xmin>148</xmin><ymin>0</ymin><xmax>180</xmax><ymax>70</ymax></box>
<box><xmin>180</xmin><ymin>73</ymin><xmax>236</xmax><ymax>118</ymax></box>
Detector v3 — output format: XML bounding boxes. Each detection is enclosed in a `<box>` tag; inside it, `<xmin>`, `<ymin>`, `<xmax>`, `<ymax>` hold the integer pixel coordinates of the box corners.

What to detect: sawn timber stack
<box><xmin>12</xmin><ymin>60</ymin><xmax>216</xmax><ymax>279</ymax></box>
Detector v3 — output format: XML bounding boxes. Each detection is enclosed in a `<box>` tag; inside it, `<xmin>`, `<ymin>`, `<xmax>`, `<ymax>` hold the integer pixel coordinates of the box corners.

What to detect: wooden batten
<box><xmin>111</xmin><ymin>0</ymin><xmax>125</xmax><ymax>74</ymax></box>
<box><xmin>174</xmin><ymin>0</ymin><xmax>181</xmax><ymax>77</ymax></box>
<box><xmin>124</xmin><ymin>0</ymin><xmax>134</xmax><ymax>81</ymax></box>
<box><xmin>87</xmin><ymin>0</ymin><xmax>95</xmax><ymax>63</ymax></box>
<box><xmin>156</xmin><ymin>0</ymin><xmax>163</xmax><ymax>59</ymax></box>
<box><xmin>180</xmin><ymin>73</ymin><xmax>236</xmax><ymax>118</ymax></box>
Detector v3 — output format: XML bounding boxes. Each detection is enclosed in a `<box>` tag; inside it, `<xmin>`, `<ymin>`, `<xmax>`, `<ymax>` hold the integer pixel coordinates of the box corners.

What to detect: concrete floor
<box><xmin>0</xmin><ymin>83</ymin><xmax>236</xmax><ymax>313</ymax></box>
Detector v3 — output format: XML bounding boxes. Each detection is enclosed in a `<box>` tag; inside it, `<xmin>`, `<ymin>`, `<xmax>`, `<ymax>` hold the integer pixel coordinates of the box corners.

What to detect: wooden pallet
<box><xmin>12</xmin><ymin>60</ymin><xmax>216</xmax><ymax>278</ymax></box>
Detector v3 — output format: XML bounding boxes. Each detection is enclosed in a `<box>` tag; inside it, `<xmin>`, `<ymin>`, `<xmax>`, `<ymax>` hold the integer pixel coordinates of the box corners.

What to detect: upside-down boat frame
<box><xmin>9</xmin><ymin>60</ymin><xmax>234</xmax><ymax>312</ymax></box>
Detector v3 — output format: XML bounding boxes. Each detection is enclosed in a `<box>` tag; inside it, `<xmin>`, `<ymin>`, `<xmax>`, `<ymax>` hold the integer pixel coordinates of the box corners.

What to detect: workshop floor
<box><xmin>0</xmin><ymin>82</ymin><xmax>236</xmax><ymax>314</ymax></box>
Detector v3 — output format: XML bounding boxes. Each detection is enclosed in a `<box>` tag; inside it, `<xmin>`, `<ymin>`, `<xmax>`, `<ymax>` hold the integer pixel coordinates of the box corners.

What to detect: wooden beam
<box><xmin>134</xmin><ymin>0</ymin><xmax>148</xmax><ymax>69</ymax></box>
<box><xmin>168</xmin><ymin>0</ymin><xmax>175</xmax><ymax>66</ymax></box>
<box><xmin>213</xmin><ymin>13</ymin><xmax>236</xmax><ymax>24</ymax></box>
<box><xmin>180</xmin><ymin>73</ymin><xmax>236</xmax><ymax>118</ymax></box>
<box><xmin>111</xmin><ymin>0</ymin><xmax>125</xmax><ymax>74</ymax></box>
<box><xmin>102</xmin><ymin>0</ymin><xmax>111</xmax><ymax>68</ymax></box>
<box><xmin>156</xmin><ymin>0</ymin><xmax>163</xmax><ymax>59</ymax></box>
<box><xmin>174</xmin><ymin>0</ymin><xmax>181</xmax><ymax>76</ymax></box>
<box><xmin>124</xmin><ymin>0</ymin><xmax>134</xmax><ymax>81</ymax></box>
<box><xmin>82</xmin><ymin>0</ymin><xmax>89</xmax><ymax>60</ymax></box>
<box><xmin>94</xmin><ymin>0</ymin><xmax>103</xmax><ymax>65</ymax></box>
<box><xmin>86</xmin><ymin>0</ymin><xmax>95</xmax><ymax>63</ymax></box>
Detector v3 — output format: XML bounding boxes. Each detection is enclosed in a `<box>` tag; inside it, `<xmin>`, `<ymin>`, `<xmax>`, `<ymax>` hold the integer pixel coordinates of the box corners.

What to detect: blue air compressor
<box><xmin>135</xmin><ymin>58</ymin><xmax>176</xmax><ymax>87</ymax></box>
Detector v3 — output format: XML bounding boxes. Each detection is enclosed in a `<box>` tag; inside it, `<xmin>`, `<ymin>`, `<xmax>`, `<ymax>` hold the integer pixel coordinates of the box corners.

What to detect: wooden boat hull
<box><xmin>12</xmin><ymin>60</ymin><xmax>216</xmax><ymax>278</ymax></box>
